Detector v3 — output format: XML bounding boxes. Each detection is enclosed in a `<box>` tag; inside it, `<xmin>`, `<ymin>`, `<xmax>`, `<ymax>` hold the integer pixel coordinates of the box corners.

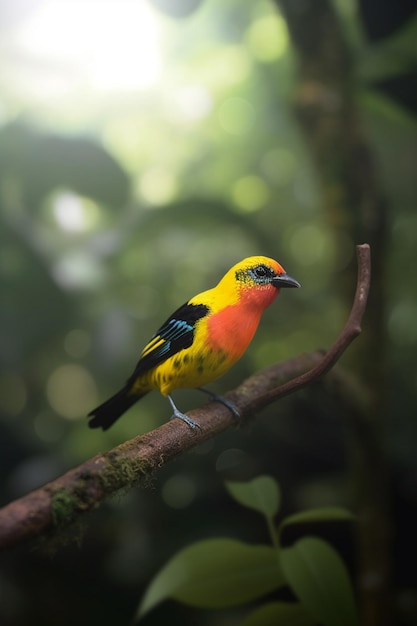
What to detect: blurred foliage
<box><xmin>0</xmin><ymin>0</ymin><xmax>416</xmax><ymax>625</ymax></box>
<box><xmin>137</xmin><ymin>476</ymin><xmax>355</xmax><ymax>624</ymax></box>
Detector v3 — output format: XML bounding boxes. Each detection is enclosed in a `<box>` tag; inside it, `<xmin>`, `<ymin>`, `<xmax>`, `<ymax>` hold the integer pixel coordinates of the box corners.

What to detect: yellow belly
<box><xmin>149</xmin><ymin>344</ymin><xmax>235</xmax><ymax>396</ymax></box>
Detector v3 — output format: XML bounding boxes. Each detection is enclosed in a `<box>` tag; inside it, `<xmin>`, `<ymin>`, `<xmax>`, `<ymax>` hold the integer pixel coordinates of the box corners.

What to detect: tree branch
<box><xmin>0</xmin><ymin>244</ymin><xmax>370</xmax><ymax>551</ymax></box>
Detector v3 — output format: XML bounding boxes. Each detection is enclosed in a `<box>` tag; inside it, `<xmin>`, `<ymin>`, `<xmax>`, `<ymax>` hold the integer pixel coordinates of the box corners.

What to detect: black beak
<box><xmin>272</xmin><ymin>273</ymin><xmax>301</xmax><ymax>289</ymax></box>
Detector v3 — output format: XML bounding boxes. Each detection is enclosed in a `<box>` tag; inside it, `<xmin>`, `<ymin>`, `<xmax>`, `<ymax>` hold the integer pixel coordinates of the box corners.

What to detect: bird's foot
<box><xmin>197</xmin><ymin>388</ymin><xmax>240</xmax><ymax>420</ymax></box>
<box><xmin>168</xmin><ymin>395</ymin><xmax>201</xmax><ymax>430</ymax></box>
<box><xmin>169</xmin><ymin>410</ymin><xmax>201</xmax><ymax>430</ymax></box>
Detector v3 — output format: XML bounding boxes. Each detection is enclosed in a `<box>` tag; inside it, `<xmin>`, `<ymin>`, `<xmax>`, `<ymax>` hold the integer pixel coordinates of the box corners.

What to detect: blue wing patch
<box><xmin>127</xmin><ymin>302</ymin><xmax>209</xmax><ymax>383</ymax></box>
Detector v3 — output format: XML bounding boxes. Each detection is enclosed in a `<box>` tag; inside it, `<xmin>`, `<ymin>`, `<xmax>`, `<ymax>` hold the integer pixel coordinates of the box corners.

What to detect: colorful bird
<box><xmin>88</xmin><ymin>256</ymin><xmax>300</xmax><ymax>431</ymax></box>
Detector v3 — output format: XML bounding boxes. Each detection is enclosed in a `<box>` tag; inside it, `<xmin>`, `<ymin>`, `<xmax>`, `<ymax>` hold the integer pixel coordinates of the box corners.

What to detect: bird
<box><xmin>88</xmin><ymin>255</ymin><xmax>300</xmax><ymax>431</ymax></box>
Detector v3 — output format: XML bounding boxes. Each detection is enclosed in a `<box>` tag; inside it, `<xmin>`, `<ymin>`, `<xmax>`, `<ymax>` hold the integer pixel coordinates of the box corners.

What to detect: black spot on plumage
<box><xmin>218</xmin><ymin>352</ymin><xmax>227</xmax><ymax>365</ymax></box>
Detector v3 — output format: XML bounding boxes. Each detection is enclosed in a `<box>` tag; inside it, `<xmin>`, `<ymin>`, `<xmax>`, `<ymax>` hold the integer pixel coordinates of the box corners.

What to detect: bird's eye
<box><xmin>253</xmin><ymin>264</ymin><xmax>268</xmax><ymax>278</ymax></box>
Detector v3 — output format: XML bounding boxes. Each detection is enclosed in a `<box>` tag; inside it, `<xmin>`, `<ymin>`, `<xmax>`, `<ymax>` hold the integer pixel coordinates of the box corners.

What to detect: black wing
<box><xmin>127</xmin><ymin>302</ymin><xmax>209</xmax><ymax>384</ymax></box>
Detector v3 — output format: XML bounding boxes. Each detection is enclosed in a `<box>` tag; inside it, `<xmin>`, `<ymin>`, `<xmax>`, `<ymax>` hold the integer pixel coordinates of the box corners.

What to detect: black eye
<box><xmin>253</xmin><ymin>264</ymin><xmax>269</xmax><ymax>278</ymax></box>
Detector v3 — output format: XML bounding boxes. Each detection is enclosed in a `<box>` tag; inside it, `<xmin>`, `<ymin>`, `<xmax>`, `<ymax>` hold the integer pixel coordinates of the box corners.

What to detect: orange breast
<box><xmin>207</xmin><ymin>303</ymin><xmax>262</xmax><ymax>361</ymax></box>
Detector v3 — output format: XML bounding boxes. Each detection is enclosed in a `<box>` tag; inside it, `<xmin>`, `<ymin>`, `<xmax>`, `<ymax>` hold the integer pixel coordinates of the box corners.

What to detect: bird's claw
<box><xmin>169</xmin><ymin>410</ymin><xmax>201</xmax><ymax>430</ymax></box>
<box><xmin>198</xmin><ymin>388</ymin><xmax>240</xmax><ymax>420</ymax></box>
<box><xmin>167</xmin><ymin>394</ymin><xmax>201</xmax><ymax>429</ymax></box>
<box><xmin>167</xmin><ymin>389</ymin><xmax>240</xmax><ymax>430</ymax></box>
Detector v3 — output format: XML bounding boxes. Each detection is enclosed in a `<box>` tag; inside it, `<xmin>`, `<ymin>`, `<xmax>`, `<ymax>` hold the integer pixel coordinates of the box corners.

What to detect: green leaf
<box><xmin>138</xmin><ymin>538</ymin><xmax>283</xmax><ymax>619</ymax></box>
<box><xmin>225</xmin><ymin>475</ymin><xmax>280</xmax><ymax>518</ymax></box>
<box><xmin>280</xmin><ymin>537</ymin><xmax>358</xmax><ymax>626</ymax></box>
<box><xmin>279</xmin><ymin>507</ymin><xmax>355</xmax><ymax>533</ymax></box>
<box><xmin>241</xmin><ymin>601</ymin><xmax>316</xmax><ymax>626</ymax></box>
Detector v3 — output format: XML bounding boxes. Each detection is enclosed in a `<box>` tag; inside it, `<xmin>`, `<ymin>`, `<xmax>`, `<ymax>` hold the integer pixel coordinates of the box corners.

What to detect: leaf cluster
<box><xmin>137</xmin><ymin>475</ymin><xmax>357</xmax><ymax>626</ymax></box>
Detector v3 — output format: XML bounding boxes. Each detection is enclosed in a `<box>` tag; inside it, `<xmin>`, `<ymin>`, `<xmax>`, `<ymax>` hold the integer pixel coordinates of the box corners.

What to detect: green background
<box><xmin>1</xmin><ymin>1</ymin><xmax>416</xmax><ymax>625</ymax></box>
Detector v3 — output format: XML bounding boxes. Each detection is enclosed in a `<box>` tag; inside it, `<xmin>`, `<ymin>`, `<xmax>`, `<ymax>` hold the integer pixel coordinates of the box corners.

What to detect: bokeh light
<box><xmin>46</xmin><ymin>363</ymin><xmax>97</xmax><ymax>419</ymax></box>
<box><xmin>162</xmin><ymin>474</ymin><xmax>197</xmax><ymax>509</ymax></box>
<box><xmin>232</xmin><ymin>175</ymin><xmax>270</xmax><ymax>212</ymax></box>
<box><xmin>51</xmin><ymin>191</ymin><xmax>100</xmax><ymax>233</ymax></box>
<box><xmin>139</xmin><ymin>167</ymin><xmax>179</xmax><ymax>206</ymax></box>
<box><xmin>246</xmin><ymin>11</ymin><xmax>289</xmax><ymax>62</ymax></box>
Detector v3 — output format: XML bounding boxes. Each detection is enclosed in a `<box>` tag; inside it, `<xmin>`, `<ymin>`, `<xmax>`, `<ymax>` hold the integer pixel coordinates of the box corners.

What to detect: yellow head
<box><xmin>216</xmin><ymin>255</ymin><xmax>300</xmax><ymax>310</ymax></box>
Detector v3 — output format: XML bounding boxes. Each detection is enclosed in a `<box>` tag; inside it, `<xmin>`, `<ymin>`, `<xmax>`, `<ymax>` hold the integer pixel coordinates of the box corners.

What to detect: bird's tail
<box><xmin>88</xmin><ymin>385</ymin><xmax>148</xmax><ymax>431</ymax></box>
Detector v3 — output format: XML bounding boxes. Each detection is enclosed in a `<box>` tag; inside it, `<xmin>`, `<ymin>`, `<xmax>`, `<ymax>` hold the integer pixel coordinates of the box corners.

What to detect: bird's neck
<box><xmin>239</xmin><ymin>283</ymin><xmax>279</xmax><ymax>311</ymax></box>
<box><xmin>206</xmin><ymin>288</ymin><xmax>277</xmax><ymax>360</ymax></box>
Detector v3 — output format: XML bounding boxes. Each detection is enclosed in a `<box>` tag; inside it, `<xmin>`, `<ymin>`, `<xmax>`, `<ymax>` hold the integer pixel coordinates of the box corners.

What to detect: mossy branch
<box><xmin>0</xmin><ymin>245</ymin><xmax>370</xmax><ymax>551</ymax></box>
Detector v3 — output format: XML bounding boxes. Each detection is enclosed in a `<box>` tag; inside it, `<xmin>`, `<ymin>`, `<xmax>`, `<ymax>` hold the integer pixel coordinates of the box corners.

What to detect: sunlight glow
<box><xmin>14</xmin><ymin>0</ymin><xmax>163</xmax><ymax>92</ymax></box>
<box><xmin>52</xmin><ymin>192</ymin><xmax>87</xmax><ymax>232</ymax></box>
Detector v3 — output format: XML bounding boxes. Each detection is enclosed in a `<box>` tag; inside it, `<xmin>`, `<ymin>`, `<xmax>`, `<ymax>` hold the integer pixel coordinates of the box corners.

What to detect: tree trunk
<box><xmin>275</xmin><ymin>1</ymin><xmax>391</xmax><ymax>624</ymax></box>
